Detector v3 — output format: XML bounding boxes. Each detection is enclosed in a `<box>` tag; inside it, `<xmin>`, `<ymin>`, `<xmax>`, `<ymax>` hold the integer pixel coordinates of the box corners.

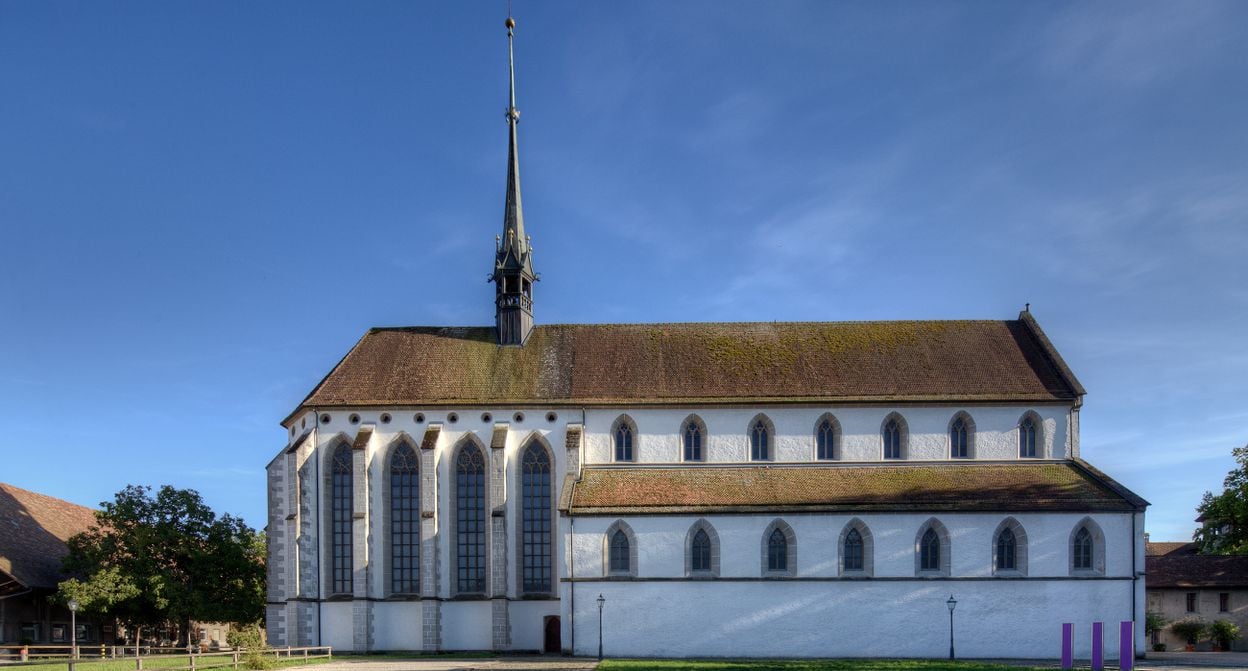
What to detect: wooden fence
<box><xmin>0</xmin><ymin>646</ymin><xmax>332</xmax><ymax>670</ymax></box>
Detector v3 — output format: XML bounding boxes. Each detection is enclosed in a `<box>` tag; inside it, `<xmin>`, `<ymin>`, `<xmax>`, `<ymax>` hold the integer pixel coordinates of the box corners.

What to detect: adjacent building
<box><xmin>1146</xmin><ymin>541</ymin><xmax>1248</xmax><ymax>651</ymax></box>
<box><xmin>263</xmin><ymin>15</ymin><xmax>1148</xmax><ymax>659</ymax></box>
<box><xmin>0</xmin><ymin>483</ymin><xmax>104</xmax><ymax>646</ymax></box>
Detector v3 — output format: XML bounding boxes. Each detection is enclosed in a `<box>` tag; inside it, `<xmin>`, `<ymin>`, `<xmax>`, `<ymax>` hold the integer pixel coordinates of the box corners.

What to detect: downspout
<box><xmin>312</xmin><ymin>408</ymin><xmax>323</xmax><ymax>648</ymax></box>
<box><xmin>1132</xmin><ymin>511</ymin><xmax>1138</xmax><ymax>657</ymax></box>
<box><xmin>568</xmin><ymin>406</ymin><xmax>587</xmax><ymax>655</ymax></box>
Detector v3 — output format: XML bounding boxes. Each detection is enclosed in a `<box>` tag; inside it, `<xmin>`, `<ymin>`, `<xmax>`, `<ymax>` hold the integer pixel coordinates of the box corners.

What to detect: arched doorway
<box><xmin>543</xmin><ymin>616</ymin><xmax>561</xmax><ymax>653</ymax></box>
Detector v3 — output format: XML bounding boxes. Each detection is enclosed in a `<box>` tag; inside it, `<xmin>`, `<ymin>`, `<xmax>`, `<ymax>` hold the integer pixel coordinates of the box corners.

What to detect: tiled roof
<box><xmin>1147</xmin><ymin>541</ymin><xmax>1199</xmax><ymax>557</ymax></box>
<box><xmin>563</xmin><ymin>461</ymin><xmax>1144</xmax><ymax>515</ymax></box>
<box><xmin>1147</xmin><ymin>553</ymin><xmax>1248</xmax><ymax>588</ymax></box>
<box><xmin>291</xmin><ymin>313</ymin><xmax>1083</xmax><ymax>416</ymax></box>
<box><xmin>0</xmin><ymin>483</ymin><xmax>98</xmax><ymax>591</ymax></box>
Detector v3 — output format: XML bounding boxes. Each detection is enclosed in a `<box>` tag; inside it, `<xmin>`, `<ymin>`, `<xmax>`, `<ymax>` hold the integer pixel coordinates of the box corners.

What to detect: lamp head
<box><xmin>597</xmin><ymin>594</ymin><xmax>606</xmax><ymax>609</ymax></box>
<box><xmin>946</xmin><ymin>594</ymin><xmax>957</xmax><ymax>612</ymax></box>
<box><xmin>68</xmin><ymin>599</ymin><xmax>79</xmax><ymax>612</ymax></box>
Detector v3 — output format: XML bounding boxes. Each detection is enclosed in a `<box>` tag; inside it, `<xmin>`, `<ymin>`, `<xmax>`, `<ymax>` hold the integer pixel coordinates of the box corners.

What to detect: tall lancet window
<box><xmin>613</xmin><ymin>421</ymin><xmax>634</xmax><ymax>462</ymax></box>
<box><xmin>390</xmin><ymin>443</ymin><xmax>419</xmax><ymax>595</ymax></box>
<box><xmin>1019</xmin><ymin>416</ymin><xmax>1038</xmax><ymax>458</ymax></box>
<box><xmin>521</xmin><ymin>441</ymin><xmax>553</xmax><ymax>594</ymax></box>
<box><xmin>817</xmin><ymin>418</ymin><xmax>837</xmax><ymax>460</ymax></box>
<box><xmin>844</xmin><ymin>528</ymin><xmax>864</xmax><ymax>571</ymax></box>
<box><xmin>691</xmin><ymin>529</ymin><xmax>712</xmax><ymax>573</ymax></box>
<box><xmin>751</xmin><ymin>419</ymin><xmax>770</xmax><ymax>461</ymax></box>
<box><xmin>950</xmin><ymin>417</ymin><xmax>969</xmax><ymax>459</ymax></box>
<box><xmin>683</xmin><ymin>418</ymin><xmax>703</xmax><ymax>462</ymax></box>
<box><xmin>455</xmin><ymin>444</ymin><xmax>487</xmax><ymax>594</ymax></box>
<box><xmin>767</xmin><ymin>528</ymin><xmax>788</xmax><ymax>571</ymax></box>
<box><xmin>609</xmin><ymin>530</ymin><xmax>630</xmax><ymax>574</ymax></box>
<box><xmin>883</xmin><ymin>419</ymin><xmax>903</xmax><ymax>460</ymax></box>
<box><xmin>920</xmin><ymin>528</ymin><xmax>941</xmax><ymax>572</ymax></box>
<box><xmin>996</xmin><ymin>527</ymin><xmax>1017</xmax><ymax>572</ymax></box>
<box><xmin>330</xmin><ymin>443</ymin><xmax>353</xmax><ymax>595</ymax></box>
<box><xmin>1073</xmin><ymin>527</ymin><xmax>1093</xmax><ymax>570</ymax></box>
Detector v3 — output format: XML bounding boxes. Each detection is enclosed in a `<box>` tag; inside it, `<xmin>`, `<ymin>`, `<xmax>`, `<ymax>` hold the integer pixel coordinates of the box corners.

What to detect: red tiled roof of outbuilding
<box><xmin>0</xmin><ymin>483</ymin><xmax>98</xmax><ymax>591</ymax></box>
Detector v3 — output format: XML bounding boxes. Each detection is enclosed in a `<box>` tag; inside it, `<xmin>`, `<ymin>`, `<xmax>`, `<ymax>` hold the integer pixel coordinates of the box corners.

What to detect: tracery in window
<box><xmin>816</xmin><ymin>414</ymin><xmax>840</xmax><ymax>461</ymax></box>
<box><xmin>882</xmin><ymin>414</ymin><xmax>907</xmax><ymax>460</ymax></box>
<box><xmin>768</xmin><ymin>528</ymin><xmax>788</xmax><ymax>571</ymax></box>
<box><xmin>996</xmin><ymin>528</ymin><xmax>1016</xmax><ymax>571</ymax></box>
<box><xmin>613</xmin><ymin>417</ymin><xmax>635</xmax><ymax>462</ymax></box>
<box><xmin>920</xmin><ymin>528</ymin><xmax>940</xmax><ymax>571</ymax></box>
<box><xmin>683</xmin><ymin>416</ymin><xmax>704</xmax><ymax>462</ymax></box>
<box><xmin>950</xmin><ymin>414</ymin><xmax>971</xmax><ymax>459</ymax></box>
<box><xmin>455</xmin><ymin>442</ymin><xmax>487</xmax><ymax>594</ymax></box>
<box><xmin>390</xmin><ymin>442</ymin><xmax>419</xmax><ymax>594</ymax></box>
<box><xmin>1019</xmin><ymin>413</ymin><xmax>1040</xmax><ymax>458</ymax></box>
<box><xmin>330</xmin><ymin>443</ymin><xmax>352</xmax><ymax>595</ymax></box>
<box><xmin>750</xmin><ymin>416</ymin><xmax>772</xmax><ymax>461</ymax></box>
<box><xmin>609</xmin><ymin>530</ymin><xmax>630</xmax><ymax>573</ymax></box>
<box><xmin>520</xmin><ymin>441</ymin><xmax>552</xmax><ymax>594</ymax></box>
<box><xmin>844</xmin><ymin>528</ymin><xmax>864</xmax><ymax>571</ymax></box>
<box><xmin>691</xmin><ymin>529</ymin><xmax>711</xmax><ymax>572</ymax></box>
<box><xmin>1073</xmin><ymin>527</ymin><xmax>1093</xmax><ymax>570</ymax></box>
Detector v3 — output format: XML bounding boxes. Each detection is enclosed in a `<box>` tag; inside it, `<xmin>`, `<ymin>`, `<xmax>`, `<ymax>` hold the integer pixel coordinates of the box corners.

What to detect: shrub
<box><xmin>1171</xmin><ymin>617</ymin><xmax>1207</xmax><ymax>644</ymax></box>
<box><xmin>1146</xmin><ymin>612</ymin><xmax>1168</xmax><ymax>636</ymax></box>
<box><xmin>1210</xmin><ymin>619</ymin><xmax>1241</xmax><ymax>649</ymax></box>
<box><xmin>226</xmin><ymin>624</ymin><xmax>272</xmax><ymax>670</ymax></box>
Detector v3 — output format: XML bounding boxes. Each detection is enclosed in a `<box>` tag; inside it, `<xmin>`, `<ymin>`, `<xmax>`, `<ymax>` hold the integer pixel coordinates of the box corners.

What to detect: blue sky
<box><xmin>2</xmin><ymin>1</ymin><xmax>1245</xmax><ymax>540</ymax></box>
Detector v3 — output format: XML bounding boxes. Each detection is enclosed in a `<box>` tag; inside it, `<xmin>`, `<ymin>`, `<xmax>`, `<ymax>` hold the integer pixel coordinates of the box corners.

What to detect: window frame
<box><xmin>452</xmin><ymin>438</ymin><xmax>489</xmax><ymax>596</ymax></box>
<box><xmin>760</xmin><ymin>519</ymin><xmax>797</xmax><ymax>577</ymax></box>
<box><xmin>838</xmin><ymin>518</ymin><xmax>874</xmax><ymax>577</ymax></box>
<box><xmin>518</xmin><ymin>437</ymin><xmax>555</xmax><ymax>596</ymax></box>
<box><xmin>1069</xmin><ymin>517</ymin><xmax>1106</xmax><ymax>576</ymax></box>
<box><xmin>603</xmin><ymin>520</ymin><xmax>639</xmax><ymax>578</ymax></box>
<box><xmin>914</xmin><ymin>518</ymin><xmax>951</xmax><ymax>577</ymax></box>
<box><xmin>612</xmin><ymin>415</ymin><xmax>638</xmax><ymax>463</ymax></box>
<box><xmin>681</xmin><ymin>415</ymin><xmax>707</xmax><ymax>463</ymax></box>
<box><xmin>882</xmin><ymin>413</ymin><xmax>908</xmax><ymax>460</ymax></box>
<box><xmin>991</xmin><ymin>517</ymin><xmax>1028</xmax><ymax>576</ymax></box>
<box><xmin>949</xmin><ymin>411</ymin><xmax>975</xmax><ymax>459</ymax></box>
<box><xmin>815</xmin><ymin>413</ymin><xmax>841</xmax><ymax>461</ymax></box>
<box><xmin>387</xmin><ymin>438</ymin><xmax>421</xmax><ymax>596</ymax></box>
<box><xmin>328</xmin><ymin>441</ymin><xmax>354</xmax><ymax>596</ymax></box>
<box><xmin>749</xmin><ymin>414</ymin><xmax>774</xmax><ymax>462</ymax></box>
<box><xmin>1019</xmin><ymin>411</ymin><xmax>1044</xmax><ymax>459</ymax></box>
<box><xmin>684</xmin><ymin>519</ymin><xmax>720</xmax><ymax>578</ymax></box>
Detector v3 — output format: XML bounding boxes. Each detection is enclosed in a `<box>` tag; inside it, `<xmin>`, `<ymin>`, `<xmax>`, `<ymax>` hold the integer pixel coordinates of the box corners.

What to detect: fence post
<box><xmin>232</xmin><ymin>651</ymin><xmax>239</xmax><ymax>670</ymax></box>
<box><xmin>136</xmin><ymin>656</ymin><xmax>143</xmax><ymax>670</ymax></box>
<box><xmin>190</xmin><ymin>652</ymin><xmax>197</xmax><ymax>671</ymax></box>
<box><xmin>304</xmin><ymin>648</ymin><xmax>309</xmax><ymax>662</ymax></box>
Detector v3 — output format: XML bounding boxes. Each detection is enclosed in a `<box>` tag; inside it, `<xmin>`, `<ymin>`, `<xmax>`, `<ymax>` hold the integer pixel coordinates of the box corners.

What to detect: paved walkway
<box><xmin>1139</xmin><ymin>651</ymin><xmax>1248</xmax><ymax>668</ymax></box>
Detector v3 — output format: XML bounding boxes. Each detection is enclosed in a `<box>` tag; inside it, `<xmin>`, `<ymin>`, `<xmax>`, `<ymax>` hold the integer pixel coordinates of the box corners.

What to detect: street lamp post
<box><xmin>946</xmin><ymin>594</ymin><xmax>957</xmax><ymax>660</ymax></box>
<box><xmin>596</xmin><ymin>594</ymin><xmax>606</xmax><ymax>661</ymax></box>
<box><xmin>68</xmin><ymin>599</ymin><xmax>79</xmax><ymax>663</ymax></box>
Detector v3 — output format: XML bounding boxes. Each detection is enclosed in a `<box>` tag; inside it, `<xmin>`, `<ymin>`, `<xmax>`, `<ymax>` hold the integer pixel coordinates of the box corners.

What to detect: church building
<box><xmin>265</xmin><ymin>16</ymin><xmax>1147</xmax><ymax>659</ymax></box>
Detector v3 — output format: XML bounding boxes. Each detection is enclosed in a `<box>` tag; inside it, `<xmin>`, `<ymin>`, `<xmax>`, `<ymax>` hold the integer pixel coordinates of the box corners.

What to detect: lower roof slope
<box><xmin>562</xmin><ymin>460</ymin><xmax>1146</xmax><ymax>515</ymax></box>
<box><xmin>292</xmin><ymin>312</ymin><xmax>1083</xmax><ymax>417</ymax></box>
<box><xmin>0</xmin><ymin>483</ymin><xmax>98</xmax><ymax>593</ymax></box>
<box><xmin>1147</xmin><ymin>551</ymin><xmax>1248</xmax><ymax>588</ymax></box>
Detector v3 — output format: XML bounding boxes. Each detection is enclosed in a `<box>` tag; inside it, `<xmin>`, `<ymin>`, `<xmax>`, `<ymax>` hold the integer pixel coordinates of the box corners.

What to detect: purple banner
<box><xmin>1120</xmin><ymin>621</ymin><xmax>1134</xmax><ymax>671</ymax></box>
<box><xmin>1062</xmin><ymin>623</ymin><xmax>1073</xmax><ymax>670</ymax></box>
<box><xmin>1092</xmin><ymin>622</ymin><xmax>1104</xmax><ymax>671</ymax></box>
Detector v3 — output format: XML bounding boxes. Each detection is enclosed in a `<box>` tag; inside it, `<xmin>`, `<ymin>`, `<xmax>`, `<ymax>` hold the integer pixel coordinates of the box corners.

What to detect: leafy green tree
<box><xmin>59</xmin><ymin>485</ymin><xmax>265</xmax><ymax>645</ymax></box>
<box><xmin>1195</xmin><ymin>445</ymin><xmax>1248</xmax><ymax>554</ymax></box>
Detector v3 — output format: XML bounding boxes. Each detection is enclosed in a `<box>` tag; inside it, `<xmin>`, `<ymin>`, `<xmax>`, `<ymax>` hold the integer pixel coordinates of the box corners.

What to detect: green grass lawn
<box><xmin>599</xmin><ymin>660</ymin><xmax>1051</xmax><ymax>671</ymax></box>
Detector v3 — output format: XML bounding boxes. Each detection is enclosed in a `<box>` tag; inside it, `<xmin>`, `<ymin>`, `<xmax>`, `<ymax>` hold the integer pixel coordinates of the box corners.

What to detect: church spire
<box><xmin>493</xmin><ymin>13</ymin><xmax>536</xmax><ymax>346</ymax></box>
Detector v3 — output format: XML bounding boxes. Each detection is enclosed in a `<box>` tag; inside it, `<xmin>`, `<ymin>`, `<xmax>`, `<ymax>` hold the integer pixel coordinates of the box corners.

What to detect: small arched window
<box><xmin>950</xmin><ymin>417</ymin><xmax>969</xmax><ymax>459</ymax></box>
<box><xmin>1019</xmin><ymin>414</ymin><xmax>1039</xmax><ymax>458</ymax></box>
<box><xmin>883</xmin><ymin>418</ymin><xmax>903</xmax><ymax>460</ymax></box>
<box><xmin>920</xmin><ymin>528</ymin><xmax>940</xmax><ymax>571</ymax></box>
<box><xmin>685</xmin><ymin>519</ymin><xmax>720</xmax><ymax>578</ymax></box>
<box><xmin>844</xmin><ymin>528</ymin><xmax>864</xmax><ymax>571</ymax></box>
<box><xmin>996</xmin><ymin>527</ymin><xmax>1016</xmax><ymax>571</ymax></box>
<box><xmin>389</xmin><ymin>442</ymin><xmax>419</xmax><ymax>595</ymax></box>
<box><xmin>761</xmin><ymin>519</ymin><xmax>796</xmax><ymax>576</ymax></box>
<box><xmin>613</xmin><ymin>418</ymin><xmax>634</xmax><ymax>462</ymax></box>
<box><xmin>767</xmin><ymin>528</ymin><xmax>788</xmax><ymax>571</ymax></box>
<box><xmin>1073</xmin><ymin>527</ymin><xmax>1093</xmax><ymax>570</ymax></box>
<box><xmin>816</xmin><ymin>417</ymin><xmax>838</xmax><ymax>460</ymax></box>
<box><xmin>691</xmin><ymin>530</ymin><xmax>711</xmax><ymax>572</ymax></box>
<box><xmin>604</xmin><ymin>520</ymin><xmax>638</xmax><ymax>577</ymax></box>
<box><xmin>683</xmin><ymin>418</ymin><xmax>703</xmax><ymax>462</ymax></box>
<box><xmin>750</xmin><ymin>417</ymin><xmax>771</xmax><ymax>461</ymax></box>
<box><xmin>330</xmin><ymin>443</ymin><xmax>353</xmax><ymax>595</ymax></box>
<box><xmin>609</xmin><ymin>530</ymin><xmax>630</xmax><ymax>573</ymax></box>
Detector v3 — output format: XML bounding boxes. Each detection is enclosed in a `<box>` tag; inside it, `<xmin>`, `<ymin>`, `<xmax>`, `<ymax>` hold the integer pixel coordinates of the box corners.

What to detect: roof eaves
<box><xmin>1018</xmin><ymin>310</ymin><xmax>1087</xmax><ymax>399</ymax></box>
<box><xmin>1072</xmin><ymin>458</ymin><xmax>1149</xmax><ymax>510</ymax></box>
<box><xmin>281</xmin><ymin>329</ymin><xmax>378</xmax><ymax>427</ymax></box>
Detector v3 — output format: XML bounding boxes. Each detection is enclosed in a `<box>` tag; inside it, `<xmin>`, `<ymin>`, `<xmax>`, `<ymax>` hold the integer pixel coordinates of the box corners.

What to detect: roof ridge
<box><xmin>363</xmin><ymin>319</ymin><xmax>1015</xmax><ymax>331</ymax></box>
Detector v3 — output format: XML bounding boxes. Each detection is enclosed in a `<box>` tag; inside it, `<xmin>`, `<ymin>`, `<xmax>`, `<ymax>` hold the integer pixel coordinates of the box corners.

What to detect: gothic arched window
<box><xmin>816</xmin><ymin>416</ymin><xmax>839</xmax><ymax>460</ymax></box>
<box><xmin>691</xmin><ymin>529</ymin><xmax>712</xmax><ymax>573</ymax></box>
<box><xmin>609</xmin><ymin>530</ymin><xmax>630</xmax><ymax>574</ymax></box>
<box><xmin>750</xmin><ymin>418</ymin><xmax>771</xmax><ymax>461</ymax></box>
<box><xmin>844</xmin><ymin>528</ymin><xmax>864</xmax><ymax>571</ymax></box>
<box><xmin>331</xmin><ymin>443</ymin><xmax>353</xmax><ymax>595</ymax></box>
<box><xmin>996</xmin><ymin>527</ymin><xmax>1016</xmax><ymax>572</ymax></box>
<box><xmin>520</xmin><ymin>441</ymin><xmax>553</xmax><ymax>594</ymax></box>
<box><xmin>883</xmin><ymin>418</ymin><xmax>903</xmax><ymax>460</ymax></box>
<box><xmin>390</xmin><ymin>443</ymin><xmax>419</xmax><ymax>594</ymax></box>
<box><xmin>767</xmin><ymin>527</ymin><xmax>788</xmax><ymax>572</ymax></box>
<box><xmin>950</xmin><ymin>416</ymin><xmax>969</xmax><ymax>459</ymax></box>
<box><xmin>455</xmin><ymin>443</ymin><xmax>487</xmax><ymax>594</ymax></box>
<box><xmin>683</xmin><ymin>418</ymin><xmax>703</xmax><ymax>462</ymax></box>
<box><xmin>1019</xmin><ymin>414</ymin><xmax>1039</xmax><ymax>458</ymax></box>
<box><xmin>613</xmin><ymin>418</ymin><xmax>634</xmax><ymax>462</ymax></box>
<box><xmin>920</xmin><ymin>528</ymin><xmax>940</xmax><ymax>572</ymax></box>
<box><xmin>1073</xmin><ymin>527</ymin><xmax>1093</xmax><ymax>570</ymax></box>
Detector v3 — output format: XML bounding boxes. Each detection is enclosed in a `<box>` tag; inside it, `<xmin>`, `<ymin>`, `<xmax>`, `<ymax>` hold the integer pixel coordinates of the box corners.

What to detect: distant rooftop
<box><xmin>0</xmin><ymin>483</ymin><xmax>97</xmax><ymax>594</ymax></box>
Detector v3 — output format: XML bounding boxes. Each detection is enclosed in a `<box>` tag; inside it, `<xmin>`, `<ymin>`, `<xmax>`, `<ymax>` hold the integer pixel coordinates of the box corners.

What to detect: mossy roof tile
<box><xmin>564</xmin><ymin>462</ymin><xmax>1142</xmax><ymax>514</ymax></box>
<box><xmin>294</xmin><ymin>318</ymin><xmax>1080</xmax><ymax>413</ymax></box>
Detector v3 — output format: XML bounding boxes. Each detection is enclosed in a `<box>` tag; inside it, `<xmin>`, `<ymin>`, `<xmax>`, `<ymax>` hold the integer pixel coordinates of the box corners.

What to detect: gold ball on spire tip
<box><xmin>505</xmin><ymin>17</ymin><xmax>516</xmax><ymax>29</ymax></box>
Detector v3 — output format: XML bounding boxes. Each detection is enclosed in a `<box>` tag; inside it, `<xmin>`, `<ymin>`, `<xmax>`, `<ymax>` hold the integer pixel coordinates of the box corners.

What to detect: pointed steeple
<box><xmin>492</xmin><ymin>14</ymin><xmax>537</xmax><ymax>346</ymax></box>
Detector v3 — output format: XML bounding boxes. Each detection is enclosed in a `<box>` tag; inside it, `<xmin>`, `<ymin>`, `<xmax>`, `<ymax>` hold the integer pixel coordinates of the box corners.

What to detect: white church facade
<box><xmin>264</xmin><ymin>16</ymin><xmax>1147</xmax><ymax>660</ymax></box>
